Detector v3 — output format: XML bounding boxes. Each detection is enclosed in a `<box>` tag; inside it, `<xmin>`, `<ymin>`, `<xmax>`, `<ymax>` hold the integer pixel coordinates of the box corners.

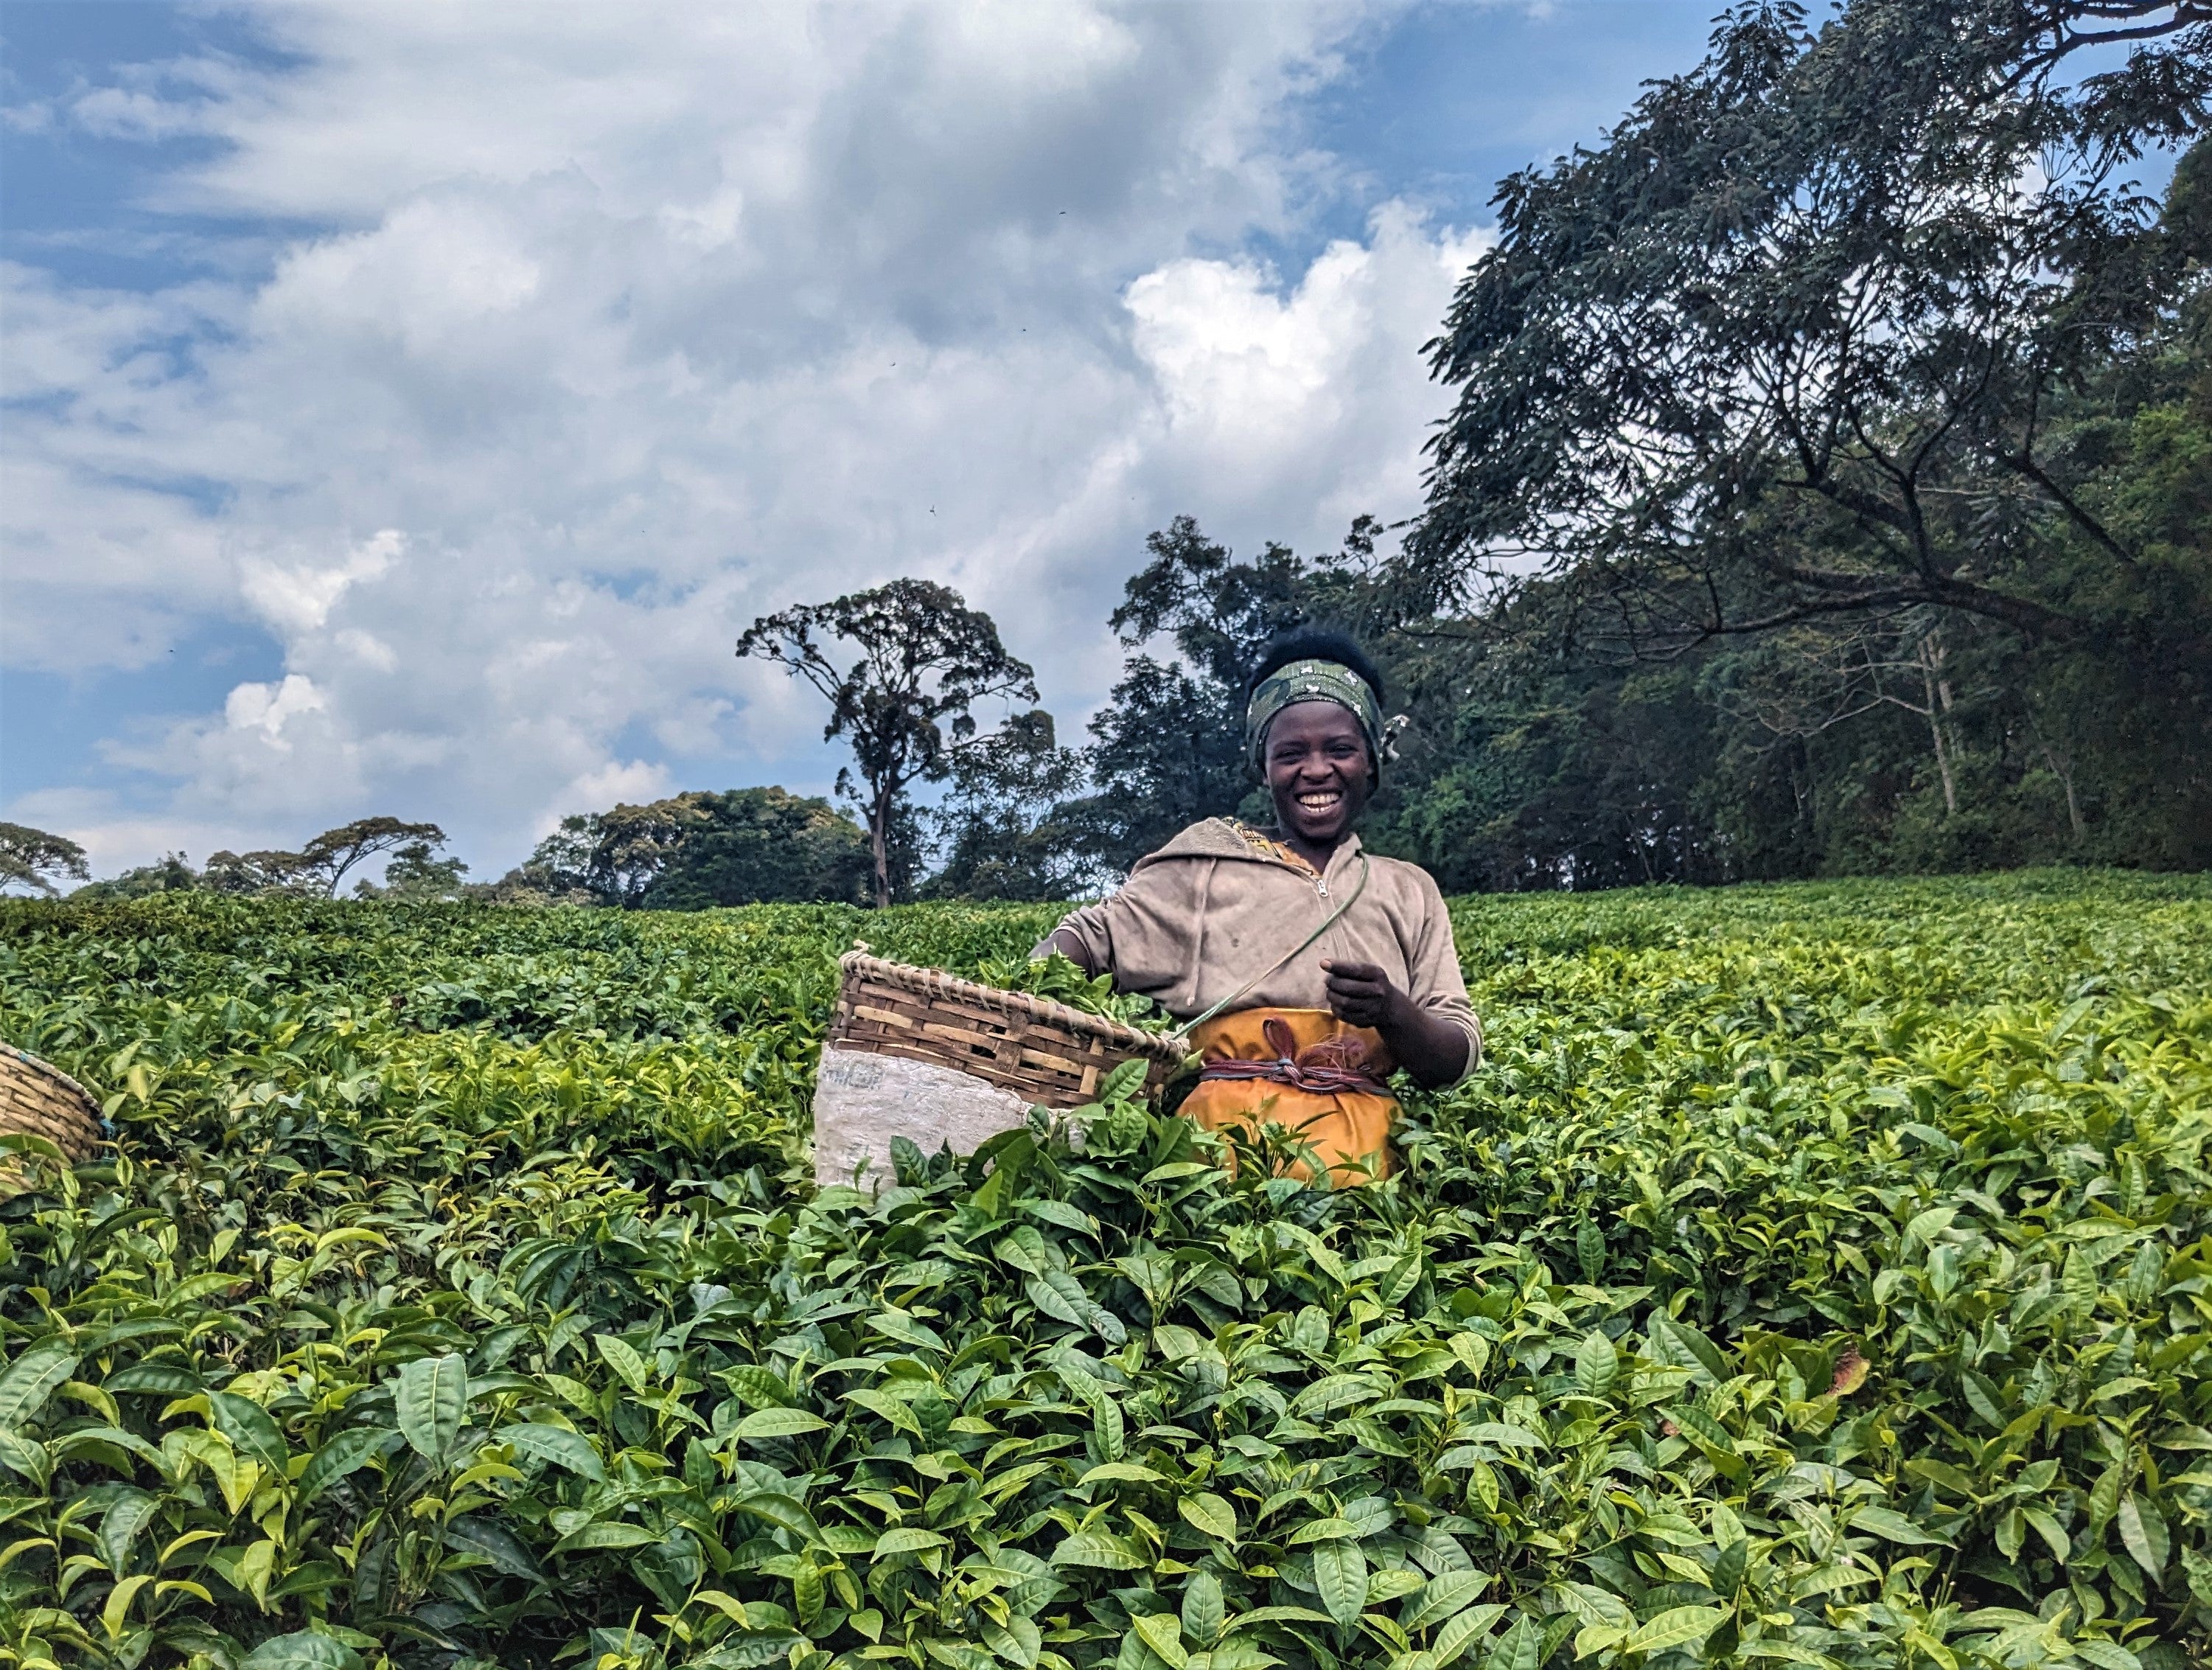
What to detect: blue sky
<box><xmin>1</xmin><ymin>0</ymin><xmax>1722</xmax><ymax>883</ymax></box>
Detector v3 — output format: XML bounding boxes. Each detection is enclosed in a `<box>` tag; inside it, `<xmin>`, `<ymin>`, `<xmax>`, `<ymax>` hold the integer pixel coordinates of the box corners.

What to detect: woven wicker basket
<box><xmin>828</xmin><ymin>948</ymin><xmax>1187</xmax><ymax>1107</ymax></box>
<box><xmin>0</xmin><ymin>1044</ymin><xmax>102</xmax><ymax>1186</ymax></box>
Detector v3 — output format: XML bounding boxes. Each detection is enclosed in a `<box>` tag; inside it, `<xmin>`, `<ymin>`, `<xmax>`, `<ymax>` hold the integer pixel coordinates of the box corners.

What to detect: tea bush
<box><xmin>0</xmin><ymin>872</ymin><xmax>2207</xmax><ymax>1670</ymax></box>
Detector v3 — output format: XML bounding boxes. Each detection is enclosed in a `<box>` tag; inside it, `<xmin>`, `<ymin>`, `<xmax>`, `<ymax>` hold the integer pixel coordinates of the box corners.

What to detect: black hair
<box><xmin>1243</xmin><ymin>627</ymin><xmax>1386</xmax><ymax>708</ymax></box>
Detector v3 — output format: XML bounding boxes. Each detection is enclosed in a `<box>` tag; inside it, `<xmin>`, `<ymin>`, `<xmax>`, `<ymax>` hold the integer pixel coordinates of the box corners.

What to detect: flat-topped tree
<box><xmin>0</xmin><ymin>823</ymin><xmax>89</xmax><ymax>897</ymax></box>
<box><xmin>738</xmin><ymin>580</ymin><xmax>1039</xmax><ymax>908</ymax></box>
<box><xmin>203</xmin><ymin>818</ymin><xmax>451</xmax><ymax>897</ymax></box>
<box><xmin>296</xmin><ymin>818</ymin><xmax>450</xmax><ymax>897</ymax></box>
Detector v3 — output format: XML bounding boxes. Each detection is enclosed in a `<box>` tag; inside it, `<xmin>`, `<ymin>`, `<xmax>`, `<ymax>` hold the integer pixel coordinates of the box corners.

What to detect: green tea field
<box><xmin>2</xmin><ymin>872</ymin><xmax>2209</xmax><ymax>1670</ymax></box>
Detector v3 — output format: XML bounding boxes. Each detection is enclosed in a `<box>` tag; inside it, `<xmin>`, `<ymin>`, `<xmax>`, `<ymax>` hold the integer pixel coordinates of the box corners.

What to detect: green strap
<box><xmin>1172</xmin><ymin>852</ymin><xmax>1370</xmax><ymax>1044</ymax></box>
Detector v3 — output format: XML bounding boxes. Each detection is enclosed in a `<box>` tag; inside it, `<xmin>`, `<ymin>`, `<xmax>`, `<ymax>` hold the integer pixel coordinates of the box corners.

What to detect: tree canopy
<box><xmin>200</xmin><ymin>818</ymin><xmax>455</xmax><ymax>899</ymax></box>
<box><xmin>0</xmin><ymin>823</ymin><xmax>89</xmax><ymax>897</ymax></box>
<box><xmin>508</xmin><ymin>789</ymin><xmax>871</xmax><ymax>910</ymax></box>
<box><xmin>1410</xmin><ymin>0</ymin><xmax>2210</xmax><ymax>650</ymax></box>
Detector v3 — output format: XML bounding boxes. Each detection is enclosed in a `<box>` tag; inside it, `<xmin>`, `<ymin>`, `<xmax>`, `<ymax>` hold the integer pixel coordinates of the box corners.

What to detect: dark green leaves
<box><xmin>239</xmin><ymin>1632</ymin><xmax>364</xmax><ymax>1670</ymax></box>
<box><xmin>394</xmin><ymin>1354</ymin><xmax>467</xmax><ymax>1464</ymax></box>
<box><xmin>0</xmin><ymin>1342</ymin><xmax>77</xmax><ymax>1427</ymax></box>
<box><xmin>1311</xmin><ymin>1540</ymin><xmax>1367</xmax><ymax>1626</ymax></box>
<box><xmin>498</xmin><ymin>1422</ymin><xmax>604</xmax><ymax>1481</ymax></box>
<box><xmin>1180</xmin><ymin>1571</ymin><xmax>1224</xmax><ymax>1647</ymax></box>
<box><xmin>1572</xmin><ymin>1329</ymin><xmax>1617</xmax><ymax>1398</ymax></box>
<box><xmin>6</xmin><ymin>874</ymin><xmax>2210</xmax><ymax>1670</ymax></box>
<box><xmin>296</xmin><ymin>1427</ymin><xmax>396</xmax><ymax>1502</ymax></box>
<box><xmin>208</xmin><ymin>1390</ymin><xmax>290</xmax><ymax>1472</ymax></box>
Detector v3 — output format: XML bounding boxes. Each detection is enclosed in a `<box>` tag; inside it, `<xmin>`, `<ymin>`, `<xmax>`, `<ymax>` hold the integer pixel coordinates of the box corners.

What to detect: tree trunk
<box><xmin>1919</xmin><ymin>634</ymin><xmax>1958</xmax><ymax>817</ymax></box>
<box><xmin>2057</xmin><ymin>759</ymin><xmax>2085</xmax><ymax>843</ymax></box>
<box><xmin>2026</xmin><ymin>706</ymin><xmax>2086</xmax><ymax>843</ymax></box>
<box><xmin>868</xmin><ymin>782</ymin><xmax>893</xmax><ymax>909</ymax></box>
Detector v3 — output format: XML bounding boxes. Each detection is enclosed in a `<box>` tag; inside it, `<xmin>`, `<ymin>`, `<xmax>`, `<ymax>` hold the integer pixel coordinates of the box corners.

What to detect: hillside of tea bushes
<box><xmin>1</xmin><ymin>871</ymin><xmax>2208</xmax><ymax>1670</ymax></box>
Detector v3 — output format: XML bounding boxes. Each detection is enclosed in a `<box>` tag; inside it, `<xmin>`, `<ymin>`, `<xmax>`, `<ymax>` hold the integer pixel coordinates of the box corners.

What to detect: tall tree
<box><xmin>70</xmin><ymin>853</ymin><xmax>199</xmax><ymax>901</ymax></box>
<box><xmin>738</xmin><ymin>580</ymin><xmax>1039</xmax><ymax>907</ymax></box>
<box><xmin>1070</xmin><ymin>515</ymin><xmax>1378</xmax><ymax>871</ymax></box>
<box><xmin>203</xmin><ymin>849</ymin><xmax>315</xmax><ymax>896</ymax></box>
<box><xmin>0</xmin><ymin>823</ymin><xmax>89</xmax><ymax>897</ymax></box>
<box><xmin>359</xmin><ymin>842</ymin><xmax>472</xmax><ymax>901</ymax></box>
<box><xmin>925</xmin><ymin>710</ymin><xmax>1091</xmax><ymax>902</ymax></box>
<box><xmin>1409</xmin><ymin>0</ymin><xmax>2211</xmax><ymax>651</ymax></box>
<box><xmin>200</xmin><ymin>818</ymin><xmax>453</xmax><ymax>897</ymax></box>
<box><xmin>516</xmin><ymin>799</ymin><xmax>706</xmax><ymax>908</ymax></box>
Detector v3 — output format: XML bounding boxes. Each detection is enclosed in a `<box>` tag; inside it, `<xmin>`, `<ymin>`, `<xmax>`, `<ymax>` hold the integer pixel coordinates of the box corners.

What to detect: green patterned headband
<box><xmin>1246</xmin><ymin>658</ymin><xmax>1396</xmax><ymax>776</ymax></box>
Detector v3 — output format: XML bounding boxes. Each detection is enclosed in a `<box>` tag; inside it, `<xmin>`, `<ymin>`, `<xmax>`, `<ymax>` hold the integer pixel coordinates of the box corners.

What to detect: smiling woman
<box><xmin>1043</xmin><ymin>628</ymin><xmax>1480</xmax><ymax>1186</ymax></box>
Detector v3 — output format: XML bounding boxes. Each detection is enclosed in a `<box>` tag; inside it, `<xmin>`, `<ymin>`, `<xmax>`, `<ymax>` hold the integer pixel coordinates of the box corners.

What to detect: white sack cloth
<box><xmin>812</xmin><ymin>1046</ymin><xmax>1035</xmax><ymax>1194</ymax></box>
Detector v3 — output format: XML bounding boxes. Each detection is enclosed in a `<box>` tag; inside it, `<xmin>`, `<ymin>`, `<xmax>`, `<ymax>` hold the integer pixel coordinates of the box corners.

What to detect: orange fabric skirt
<box><xmin>1179</xmin><ymin>1008</ymin><xmax>1398</xmax><ymax>1187</ymax></box>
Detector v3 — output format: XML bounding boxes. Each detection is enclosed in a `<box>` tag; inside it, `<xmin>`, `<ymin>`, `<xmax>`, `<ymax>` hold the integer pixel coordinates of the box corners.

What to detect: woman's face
<box><xmin>1263</xmin><ymin>700</ymin><xmax>1374</xmax><ymax>846</ymax></box>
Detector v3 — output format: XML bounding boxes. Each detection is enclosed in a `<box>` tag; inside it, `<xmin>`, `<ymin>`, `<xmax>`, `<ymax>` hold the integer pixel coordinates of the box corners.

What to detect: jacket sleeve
<box><xmin>1034</xmin><ymin>861</ymin><xmax>1203</xmax><ymax>1009</ymax></box>
<box><xmin>1406</xmin><ymin>870</ymin><xmax>1482</xmax><ymax>1084</ymax></box>
<box><xmin>1038</xmin><ymin>897</ymin><xmax>1113</xmax><ymax>967</ymax></box>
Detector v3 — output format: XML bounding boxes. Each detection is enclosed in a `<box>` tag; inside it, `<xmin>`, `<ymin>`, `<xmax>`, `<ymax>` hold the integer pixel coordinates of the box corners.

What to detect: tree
<box><xmin>924</xmin><ymin>711</ymin><xmax>1092</xmax><ymax>901</ymax></box>
<box><xmin>357</xmin><ymin>842</ymin><xmax>472</xmax><ymax>901</ymax></box>
<box><xmin>198</xmin><ymin>818</ymin><xmax>455</xmax><ymax>897</ymax></box>
<box><xmin>296</xmin><ymin>818</ymin><xmax>450</xmax><ymax>897</ymax></box>
<box><xmin>0</xmin><ymin>822</ymin><xmax>90</xmax><ymax>897</ymax></box>
<box><xmin>514</xmin><ymin>800</ymin><xmax>705</xmax><ymax>908</ymax></box>
<box><xmin>1409</xmin><ymin>0</ymin><xmax>2211</xmax><ymax>652</ymax></box>
<box><xmin>508</xmin><ymin>788</ymin><xmax>872</xmax><ymax>908</ymax></box>
<box><xmin>1066</xmin><ymin>516</ymin><xmax>1392</xmax><ymax>871</ymax></box>
<box><xmin>646</xmin><ymin>787</ymin><xmax>871</xmax><ymax>909</ymax></box>
<box><xmin>203</xmin><ymin>849</ymin><xmax>315</xmax><ymax>896</ymax></box>
<box><xmin>70</xmin><ymin>853</ymin><xmax>200</xmax><ymax>901</ymax></box>
<box><xmin>737</xmin><ymin>580</ymin><xmax>1039</xmax><ymax>907</ymax></box>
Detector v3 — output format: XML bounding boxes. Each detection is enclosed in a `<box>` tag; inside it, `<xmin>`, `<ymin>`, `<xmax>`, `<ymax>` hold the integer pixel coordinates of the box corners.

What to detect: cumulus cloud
<box><xmin>1</xmin><ymin>0</ymin><xmax>1488</xmax><ymax>874</ymax></box>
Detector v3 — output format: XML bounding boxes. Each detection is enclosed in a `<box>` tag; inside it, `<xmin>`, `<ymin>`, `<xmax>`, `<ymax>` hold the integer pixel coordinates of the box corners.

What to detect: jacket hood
<box><xmin>1128</xmin><ymin>818</ymin><xmax>1363</xmax><ymax>875</ymax></box>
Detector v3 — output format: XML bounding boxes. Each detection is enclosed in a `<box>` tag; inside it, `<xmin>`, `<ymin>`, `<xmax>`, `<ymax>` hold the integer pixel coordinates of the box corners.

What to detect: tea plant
<box><xmin>0</xmin><ymin>872</ymin><xmax>2206</xmax><ymax>1670</ymax></box>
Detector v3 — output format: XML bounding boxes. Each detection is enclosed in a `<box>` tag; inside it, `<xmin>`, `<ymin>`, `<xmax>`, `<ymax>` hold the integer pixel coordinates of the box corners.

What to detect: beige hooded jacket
<box><xmin>1044</xmin><ymin>818</ymin><xmax>1482</xmax><ymax>1084</ymax></box>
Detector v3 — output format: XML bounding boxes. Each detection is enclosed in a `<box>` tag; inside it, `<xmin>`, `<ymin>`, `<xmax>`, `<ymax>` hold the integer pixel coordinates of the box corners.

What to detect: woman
<box><xmin>1042</xmin><ymin>630</ymin><xmax>1480</xmax><ymax>1186</ymax></box>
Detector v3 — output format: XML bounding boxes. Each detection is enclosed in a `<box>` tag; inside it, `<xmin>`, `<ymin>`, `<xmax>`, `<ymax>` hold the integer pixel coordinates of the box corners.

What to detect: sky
<box><xmin>1</xmin><ymin>0</ymin><xmax>1724</xmax><ymax>886</ymax></box>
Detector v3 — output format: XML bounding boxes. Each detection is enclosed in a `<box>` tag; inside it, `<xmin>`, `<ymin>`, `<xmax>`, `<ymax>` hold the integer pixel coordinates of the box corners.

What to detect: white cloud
<box><xmin>1</xmin><ymin>0</ymin><xmax>1489</xmax><ymax>875</ymax></box>
<box><xmin>70</xmin><ymin>87</ymin><xmax>206</xmax><ymax>142</ymax></box>
<box><xmin>543</xmin><ymin>759</ymin><xmax>676</xmax><ymax>838</ymax></box>
<box><xmin>223</xmin><ymin>672</ymin><xmax>327</xmax><ymax>742</ymax></box>
<box><xmin>240</xmin><ymin>529</ymin><xmax>403</xmax><ymax>636</ymax></box>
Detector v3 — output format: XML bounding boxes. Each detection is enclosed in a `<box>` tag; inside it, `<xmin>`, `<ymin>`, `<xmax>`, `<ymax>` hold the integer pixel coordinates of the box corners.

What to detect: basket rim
<box><xmin>2</xmin><ymin>1043</ymin><xmax>101</xmax><ymax>1118</ymax></box>
<box><xmin>837</xmin><ymin>947</ymin><xmax>1187</xmax><ymax>1066</ymax></box>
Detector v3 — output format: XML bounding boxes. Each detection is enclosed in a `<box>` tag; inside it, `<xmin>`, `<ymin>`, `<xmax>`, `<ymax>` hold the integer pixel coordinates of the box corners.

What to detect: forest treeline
<box><xmin>10</xmin><ymin>0</ymin><xmax>2208</xmax><ymax>905</ymax></box>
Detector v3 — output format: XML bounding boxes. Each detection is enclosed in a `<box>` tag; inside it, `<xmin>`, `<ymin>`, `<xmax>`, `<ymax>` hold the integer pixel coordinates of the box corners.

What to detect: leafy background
<box><xmin>1</xmin><ymin>871</ymin><xmax>2209</xmax><ymax>1670</ymax></box>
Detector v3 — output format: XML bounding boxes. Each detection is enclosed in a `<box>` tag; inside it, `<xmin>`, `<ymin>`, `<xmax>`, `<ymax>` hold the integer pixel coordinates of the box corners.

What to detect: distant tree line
<box><xmin>494</xmin><ymin>788</ymin><xmax>873</xmax><ymax>909</ymax></box>
<box><xmin>9</xmin><ymin>0</ymin><xmax>2204</xmax><ymax>906</ymax></box>
<box><xmin>12</xmin><ymin>818</ymin><xmax>475</xmax><ymax>903</ymax></box>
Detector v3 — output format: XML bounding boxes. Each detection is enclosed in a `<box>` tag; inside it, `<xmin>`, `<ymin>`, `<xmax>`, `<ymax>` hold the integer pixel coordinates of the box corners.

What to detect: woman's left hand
<box><xmin>1322</xmin><ymin>958</ymin><xmax>1398</xmax><ymax>1028</ymax></box>
<box><xmin>1321</xmin><ymin>958</ymin><xmax>1471</xmax><ymax>1090</ymax></box>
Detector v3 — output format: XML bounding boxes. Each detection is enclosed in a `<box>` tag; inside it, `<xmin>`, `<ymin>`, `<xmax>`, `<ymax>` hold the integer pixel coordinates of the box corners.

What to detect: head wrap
<box><xmin>1245</xmin><ymin>658</ymin><xmax>1405</xmax><ymax>777</ymax></box>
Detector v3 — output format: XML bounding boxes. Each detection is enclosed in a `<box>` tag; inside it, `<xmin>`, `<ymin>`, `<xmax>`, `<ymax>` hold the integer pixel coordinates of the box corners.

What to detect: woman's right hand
<box><xmin>1044</xmin><ymin>928</ymin><xmax>1099</xmax><ymax>977</ymax></box>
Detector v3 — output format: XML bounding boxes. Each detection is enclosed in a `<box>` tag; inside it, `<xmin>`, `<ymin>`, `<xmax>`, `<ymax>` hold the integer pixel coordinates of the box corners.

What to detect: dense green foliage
<box><xmin>512</xmin><ymin>792</ymin><xmax>872</xmax><ymax>912</ymax></box>
<box><xmin>3</xmin><ymin>874</ymin><xmax>2210</xmax><ymax>1670</ymax></box>
<box><xmin>1389</xmin><ymin>0</ymin><xmax>2212</xmax><ymax>882</ymax></box>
